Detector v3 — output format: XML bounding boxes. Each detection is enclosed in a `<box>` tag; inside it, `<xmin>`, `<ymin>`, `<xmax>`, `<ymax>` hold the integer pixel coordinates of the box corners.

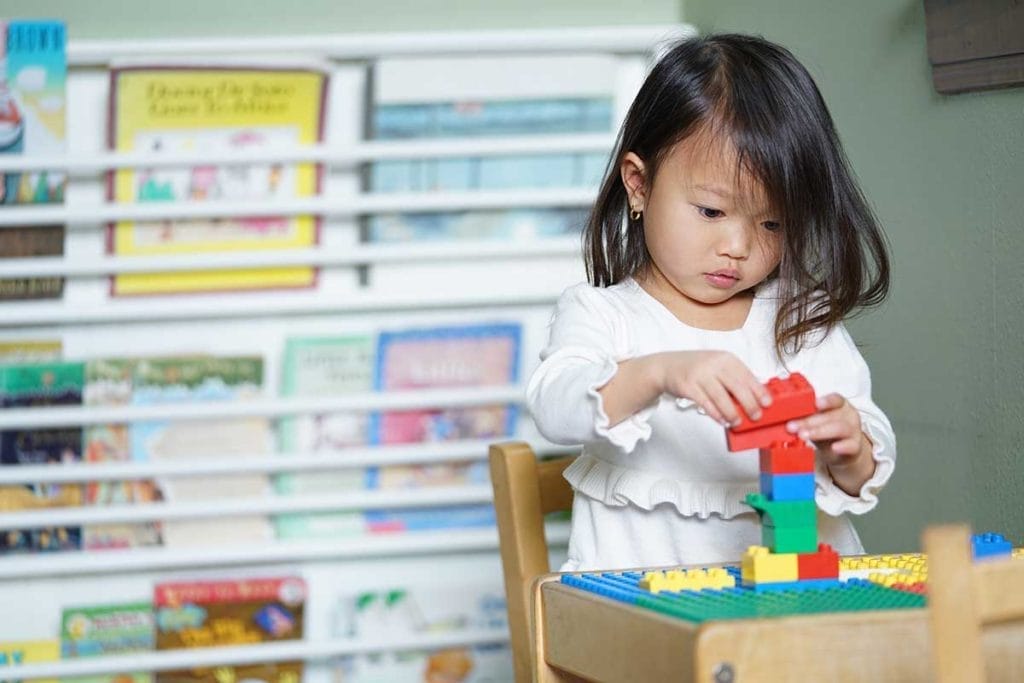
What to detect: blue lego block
<box><xmin>742</xmin><ymin>578</ymin><xmax>843</xmax><ymax>593</ymax></box>
<box><xmin>972</xmin><ymin>532</ymin><xmax>1012</xmax><ymax>560</ymax></box>
<box><xmin>760</xmin><ymin>472</ymin><xmax>815</xmax><ymax>501</ymax></box>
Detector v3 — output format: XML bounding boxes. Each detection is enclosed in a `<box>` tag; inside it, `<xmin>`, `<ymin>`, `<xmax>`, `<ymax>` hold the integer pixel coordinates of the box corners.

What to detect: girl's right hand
<box><xmin>654</xmin><ymin>351</ymin><xmax>772</xmax><ymax>427</ymax></box>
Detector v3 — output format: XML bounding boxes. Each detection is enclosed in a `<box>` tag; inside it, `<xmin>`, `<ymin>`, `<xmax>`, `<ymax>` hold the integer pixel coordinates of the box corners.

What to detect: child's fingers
<box><xmin>688</xmin><ymin>386</ymin><xmax>728</xmax><ymax>426</ymax></box>
<box><xmin>702</xmin><ymin>380</ymin><xmax>742</xmax><ymax>426</ymax></box>
<box><xmin>722</xmin><ymin>374</ymin><xmax>764</xmax><ymax>423</ymax></box>
<box><xmin>816</xmin><ymin>393</ymin><xmax>846</xmax><ymax>411</ymax></box>
<box><xmin>794</xmin><ymin>420</ymin><xmax>852</xmax><ymax>443</ymax></box>
<box><xmin>828</xmin><ymin>437</ymin><xmax>864</xmax><ymax>455</ymax></box>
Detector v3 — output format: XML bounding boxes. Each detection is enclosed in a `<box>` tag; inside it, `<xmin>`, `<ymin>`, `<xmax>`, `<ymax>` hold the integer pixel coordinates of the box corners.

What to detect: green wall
<box><xmin>0</xmin><ymin>0</ymin><xmax>681</xmax><ymax>38</ymax></box>
<box><xmin>685</xmin><ymin>0</ymin><xmax>1024</xmax><ymax>551</ymax></box>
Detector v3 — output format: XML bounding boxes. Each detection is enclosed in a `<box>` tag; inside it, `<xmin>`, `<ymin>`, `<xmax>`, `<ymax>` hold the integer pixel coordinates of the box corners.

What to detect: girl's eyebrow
<box><xmin>693</xmin><ymin>183</ymin><xmax>734</xmax><ymax>197</ymax></box>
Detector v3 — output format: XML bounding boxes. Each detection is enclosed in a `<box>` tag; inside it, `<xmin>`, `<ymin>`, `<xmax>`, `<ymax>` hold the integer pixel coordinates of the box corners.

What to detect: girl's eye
<box><xmin>762</xmin><ymin>221</ymin><xmax>781</xmax><ymax>232</ymax></box>
<box><xmin>697</xmin><ymin>206</ymin><xmax>723</xmax><ymax>219</ymax></box>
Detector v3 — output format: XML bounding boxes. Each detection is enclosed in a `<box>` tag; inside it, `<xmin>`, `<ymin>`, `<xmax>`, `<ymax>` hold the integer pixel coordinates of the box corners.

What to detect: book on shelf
<box><xmin>0</xmin><ymin>339</ymin><xmax>62</xmax><ymax>362</ymax></box>
<box><xmin>0</xmin><ymin>20</ymin><xmax>67</xmax><ymax>301</ymax></box>
<box><xmin>273</xmin><ymin>335</ymin><xmax>374</xmax><ymax>541</ymax></box>
<box><xmin>130</xmin><ymin>356</ymin><xmax>272</xmax><ymax>547</ymax></box>
<box><xmin>82</xmin><ymin>358</ymin><xmax>162</xmax><ymax>550</ymax></box>
<box><xmin>61</xmin><ymin>601</ymin><xmax>154</xmax><ymax>683</ymax></box>
<box><xmin>0</xmin><ymin>361</ymin><xmax>84</xmax><ymax>554</ymax></box>
<box><xmin>365</xmin><ymin>322</ymin><xmax>522</xmax><ymax>534</ymax></box>
<box><xmin>365</xmin><ymin>55</ymin><xmax>615</xmax><ymax>244</ymax></box>
<box><xmin>106</xmin><ymin>63</ymin><xmax>328</xmax><ymax>296</ymax></box>
<box><xmin>155</xmin><ymin>576</ymin><xmax>305</xmax><ymax>683</ymax></box>
<box><xmin>0</xmin><ymin>639</ymin><xmax>60</xmax><ymax>683</ymax></box>
<box><xmin>370</xmin><ymin>322</ymin><xmax>521</xmax><ymax>445</ymax></box>
<box><xmin>331</xmin><ymin>582</ymin><xmax>511</xmax><ymax>682</ymax></box>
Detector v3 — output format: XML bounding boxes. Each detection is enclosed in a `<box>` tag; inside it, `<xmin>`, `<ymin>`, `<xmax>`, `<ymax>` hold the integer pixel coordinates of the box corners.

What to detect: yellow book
<box><xmin>107</xmin><ymin>66</ymin><xmax>327</xmax><ymax>295</ymax></box>
<box><xmin>0</xmin><ymin>639</ymin><xmax>59</xmax><ymax>683</ymax></box>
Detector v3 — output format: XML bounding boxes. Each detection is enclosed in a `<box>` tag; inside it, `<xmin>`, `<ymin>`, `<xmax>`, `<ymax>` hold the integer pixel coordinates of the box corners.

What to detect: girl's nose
<box><xmin>717</xmin><ymin>223</ymin><xmax>751</xmax><ymax>260</ymax></box>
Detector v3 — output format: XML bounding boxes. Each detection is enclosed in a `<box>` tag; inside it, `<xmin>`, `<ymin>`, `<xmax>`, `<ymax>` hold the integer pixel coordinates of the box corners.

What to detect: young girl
<box><xmin>526</xmin><ymin>33</ymin><xmax>896</xmax><ymax>571</ymax></box>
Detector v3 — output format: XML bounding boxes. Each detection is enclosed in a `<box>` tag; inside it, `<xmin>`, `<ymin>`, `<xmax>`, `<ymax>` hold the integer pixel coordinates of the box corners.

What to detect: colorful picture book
<box><xmin>82</xmin><ymin>358</ymin><xmax>162</xmax><ymax>550</ymax></box>
<box><xmin>61</xmin><ymin>602</ymin><xmax>154</xmax><ymax>683</ymax></box>
<box><xmin>273</xmin><ymin>335</ymin><xmax>374</xmax><ymax>540</ymax></box>
<box><xmin>155</xmin><ymin>576</ymin><xmax>305</xmax><ymax>683</ymax></box>
<box><xmin>332</xmin><ymin>582</ymin><xmax>511</xmax><ymax>682</ymax></box>
<box><xmin>0</xmin><ymin>339</ymin><xmax>62</xmax><ymax>362</ymax></box>
<box><xmin>365</xmin><ymin>56</ymin><xmax>614</xmax><ymax>243</ymax></box>
<box><xmin>370</xmin><ymin>323</ymin><xmax>521</xmax><ymax>445</ymax></box>
<box><xmin>106</xmin><ymin>64</ymin><xmax>328</xmax><ymax>295</ymax></box>
<box><xmin>0</xmin><ymin>19</ymin><xmax>67</xmax><ymax>301</ymax></box>
<box><xmin>131</xmin><ymin>356</ymin><xmax>272</xmax><ymax>547</ymax></box>
<box><xmin>0</xmin><ymin>361</ymin><xmax>84</xmax><ymax>554</ymax></box>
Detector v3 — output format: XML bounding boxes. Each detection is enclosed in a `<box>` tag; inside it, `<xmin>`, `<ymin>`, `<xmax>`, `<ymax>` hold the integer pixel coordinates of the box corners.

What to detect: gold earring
<box><xmin>630</xmin><ymin>207</ymin><xmax>642</xmax><ymax>221</ymax></box>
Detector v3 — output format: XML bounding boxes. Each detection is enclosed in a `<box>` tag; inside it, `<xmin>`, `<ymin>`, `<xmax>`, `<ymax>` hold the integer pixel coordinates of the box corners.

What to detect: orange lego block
<box><xmin>759</xmin><ymin>440</ymin><xmax>816</xmax><ymax>474</ymax></box>
<box><xmin>731</xmin><ymin>373</ymin><xmax>817</xmax><ymax>432</ymax></box>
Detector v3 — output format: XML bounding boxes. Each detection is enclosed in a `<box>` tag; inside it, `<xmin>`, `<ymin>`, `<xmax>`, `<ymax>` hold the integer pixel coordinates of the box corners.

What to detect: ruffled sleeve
<box><xmin>526</xmin><ymin>284</ymin><xmax>657</xmax><ymax>453</ymax></box>
<box><xmin>799</xmin><ymin>323</ymin><xmax>897</xmax><ymax>516</ymax></box>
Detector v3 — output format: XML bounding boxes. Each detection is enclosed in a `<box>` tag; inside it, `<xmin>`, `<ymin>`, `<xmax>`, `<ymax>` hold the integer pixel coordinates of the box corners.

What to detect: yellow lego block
<box><xmin>640</xmin><ymin>567</ymin><xmax>736</xmax><ymax>593</ymax></box>
<box><xmin>741</xmin><ymin>545</ymin><xmax>799</xmax><ymax>584</ymax></box>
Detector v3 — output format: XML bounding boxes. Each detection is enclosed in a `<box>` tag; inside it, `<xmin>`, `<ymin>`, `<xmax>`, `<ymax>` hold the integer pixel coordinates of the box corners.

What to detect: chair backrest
<box><xmin>923</xmin><ymin>523</ymin><xmax>1024</xmax><ymax>683</ymax></box>
<box><xmin>489</xmin><ymin>441</ymin><xmax>575</xmax><ymax>683</ymax></box>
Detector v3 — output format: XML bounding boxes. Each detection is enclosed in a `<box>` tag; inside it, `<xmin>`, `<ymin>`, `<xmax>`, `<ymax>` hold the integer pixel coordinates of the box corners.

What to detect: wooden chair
<box><xmin>489</xmin><ymin>441</ymin><xmax>576</xmax><ymax>683</ymax></box>
<box><xmin>923</xmin><ymin>523</ymin><xmax>1024</xmax><ymax>683</ymax></box>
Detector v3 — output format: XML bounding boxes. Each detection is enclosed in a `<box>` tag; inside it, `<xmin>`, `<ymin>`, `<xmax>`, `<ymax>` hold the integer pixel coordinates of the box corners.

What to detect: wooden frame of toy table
<box><xmin>532</xmin><ymin>574</ymin><xmax>1024</xmax><ymax>682</ymax></box>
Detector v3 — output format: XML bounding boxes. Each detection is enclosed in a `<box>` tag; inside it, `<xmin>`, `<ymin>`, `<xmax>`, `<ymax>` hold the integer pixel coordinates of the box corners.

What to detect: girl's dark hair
<box><xmin>584</xmin><ymin>33</ymin><xmax>890</xmax><ymax>356</ymax></box>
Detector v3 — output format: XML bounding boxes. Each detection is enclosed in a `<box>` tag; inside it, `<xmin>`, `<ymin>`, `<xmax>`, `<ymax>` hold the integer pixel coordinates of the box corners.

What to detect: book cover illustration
<box><xmin>365</xmin><ymin>322</ymin><xmax>520</xmax><ymax>534</ymax></box>
<box><xmin>61</xmin><ymin>602</ymin><xmax>154</xmax><ymax>683</ymax></box>
<box><xmin>131</xmin><ymin>356</ymin><xmax>272</xmax><ymax>547</ymax></box>
<box><xmin>155</xmin><ymin>576</ymin><xmax>305</xmax><ymax>683</ymax></box>
<box><xmin>332</xmin><ymin>583</ymin><xmax>511</xmax><ymax>682</ymax></box>
<box><xmin>0</xmin><ymin>20</ymin><xmax>67</xmax><ymax>301</ymax></box>
<box><xmin>0</xmin><ymin>338</ymin><xmax>62</xmax><ymax>362</ymax></box>
<box><xmin>106</xmin><ymin>65</ymin><xmax>328</xmax><ymax>296</ymax></box>
<box><xmin>0</xmin><ymin>361</ymin><xmax>84</xmax><ymax>554</ymax></box>
<box><xmin>0</xmin><ymin>639</ymin><xmax>60</xmax><ymax>683</ymax></box>
<box><xmin>274</xmin><ymin>335</ymin><xmax>374</xmax><ymax>541</ymax></box>
<box><xmin>366</xmin><ymin>58</ymin><xmax>613</xmax><ymax>244</ymax></box>
<box><xmin>83</xmin><ymin>358</ymin><xmax>162</xmax><ymax>550</ymax></box>
<box><xmin>371</xmin><ymin>323</ymin><xmax>521</xmax><ymax>445</ymax></box>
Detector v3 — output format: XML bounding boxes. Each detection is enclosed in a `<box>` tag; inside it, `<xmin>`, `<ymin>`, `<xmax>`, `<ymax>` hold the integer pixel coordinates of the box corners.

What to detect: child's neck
<box><xmin>637</xmin><ymin>270</ymin><xmax>755</xmax><ymax>332</ymax></box>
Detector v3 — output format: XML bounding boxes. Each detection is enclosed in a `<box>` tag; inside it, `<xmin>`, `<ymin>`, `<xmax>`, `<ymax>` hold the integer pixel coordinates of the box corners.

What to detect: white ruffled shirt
<box><xmin>526</xmin><ymin>278</ymin><xmax>896</xmax><ymax>569</ymax></box>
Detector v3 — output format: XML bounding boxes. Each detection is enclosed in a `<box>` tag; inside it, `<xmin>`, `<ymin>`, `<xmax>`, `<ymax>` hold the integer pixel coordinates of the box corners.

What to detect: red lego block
<box><xmin>726</xmin><ymin>423</ymin><xmax>797</xmax><ymax>452</ymax></box>
<box><xmin>797</xmin><ymin>543</ymin><xmax>840</xmax><ymax>580</ymax></box>
<box><xmin>759</xmin><ymin>441</ymin><xmax>815</xmax><ymax>474</ymax></box>
<box><xmin>731</xmin><ymin>373</ymin><xmax>817</xmax><ymax>433</ymax></box>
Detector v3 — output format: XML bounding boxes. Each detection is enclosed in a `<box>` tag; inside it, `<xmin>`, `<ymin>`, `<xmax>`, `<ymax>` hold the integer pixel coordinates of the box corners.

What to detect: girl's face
<box><xmin>621</xmin><ymin>132</ymin><xmax>783</xmax><ymax>315</ymax></box>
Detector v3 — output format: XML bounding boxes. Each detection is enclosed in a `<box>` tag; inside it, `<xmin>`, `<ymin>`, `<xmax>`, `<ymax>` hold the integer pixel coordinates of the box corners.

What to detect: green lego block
<box><xmin>763</xmin><ymin>524</ymin><xmax>818</xmax><ymax>553</ymax></box>
<box><xmin>746</xmin><ymin>493</ymin><xmax>817</xmax><ymax>528</ymax></box>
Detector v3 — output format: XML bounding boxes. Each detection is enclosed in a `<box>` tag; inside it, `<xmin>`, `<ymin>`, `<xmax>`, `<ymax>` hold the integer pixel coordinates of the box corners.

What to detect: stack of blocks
<box><xmin>728</xmin><ymin>374</ymin><xmax>841</xmax><ymax>592</ymax></box>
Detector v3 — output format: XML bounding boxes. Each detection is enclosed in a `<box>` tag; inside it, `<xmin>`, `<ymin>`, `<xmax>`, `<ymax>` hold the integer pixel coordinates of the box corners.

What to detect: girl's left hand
<box><xmin>785</xmin><ymin>393</ymin><xmax>871</xmax><ymax>470</ymax></box>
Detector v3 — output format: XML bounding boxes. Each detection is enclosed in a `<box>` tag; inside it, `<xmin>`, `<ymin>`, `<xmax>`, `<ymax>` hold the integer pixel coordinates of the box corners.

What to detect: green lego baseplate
<box><xmin>560</xmin><ymin>566</ymin><xmax>926</xmax><ymax>624</ymax></box>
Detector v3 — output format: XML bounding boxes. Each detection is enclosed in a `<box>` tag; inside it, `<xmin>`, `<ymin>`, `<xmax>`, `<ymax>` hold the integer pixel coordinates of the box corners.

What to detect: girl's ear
<box><xmin>620</xmin><ymin>152</ymin><xmax>648</xmax><ymax>211</ymax></box>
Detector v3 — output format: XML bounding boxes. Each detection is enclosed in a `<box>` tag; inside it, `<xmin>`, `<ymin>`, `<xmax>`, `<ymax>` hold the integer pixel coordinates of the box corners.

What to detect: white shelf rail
<box><xmin>0</xmin><ymin>628</ymin><xmax>512</xmax><ymax>680</ymax></box>
<box><xmin>0</xmin><ymin>236</ymin><xmax>579</xmax><ymax>279</ymax></box>
<box><xmin>0</xmin><ymin>438</ymin><xmax>574</xmax><ymax>484</ymax></box>
<box><xmin>0</xmin><ymin>132</ymin><xmax>615</xmax><ymax>174</ymax></box>
<box><xmin>0</xmin><ymin>289</ymin><xmax>561</xmax><ymax>327</ymax></box>
<box><xmin>0</xmin><ymin>187</ymin><xmax>596</xmax><ymax>227</ymax></box>
<box><xmin>66</xmin><ymin>25</ymin><xmax>692</xmax><ymax>65</ymax></box>
<box><xmin>0</xmin><ymin>523</ymin><xmax>571</xmax><ymax>579</ymax></box>
<box><xmin>0</xmin><ymin>484</ymin><xmax>496</xmax><ymax>529</ymax></box>
<box><xmin>0</xmin><ymin>384</ymin><xmax>525</xmax><ymax>428</ymax></box>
